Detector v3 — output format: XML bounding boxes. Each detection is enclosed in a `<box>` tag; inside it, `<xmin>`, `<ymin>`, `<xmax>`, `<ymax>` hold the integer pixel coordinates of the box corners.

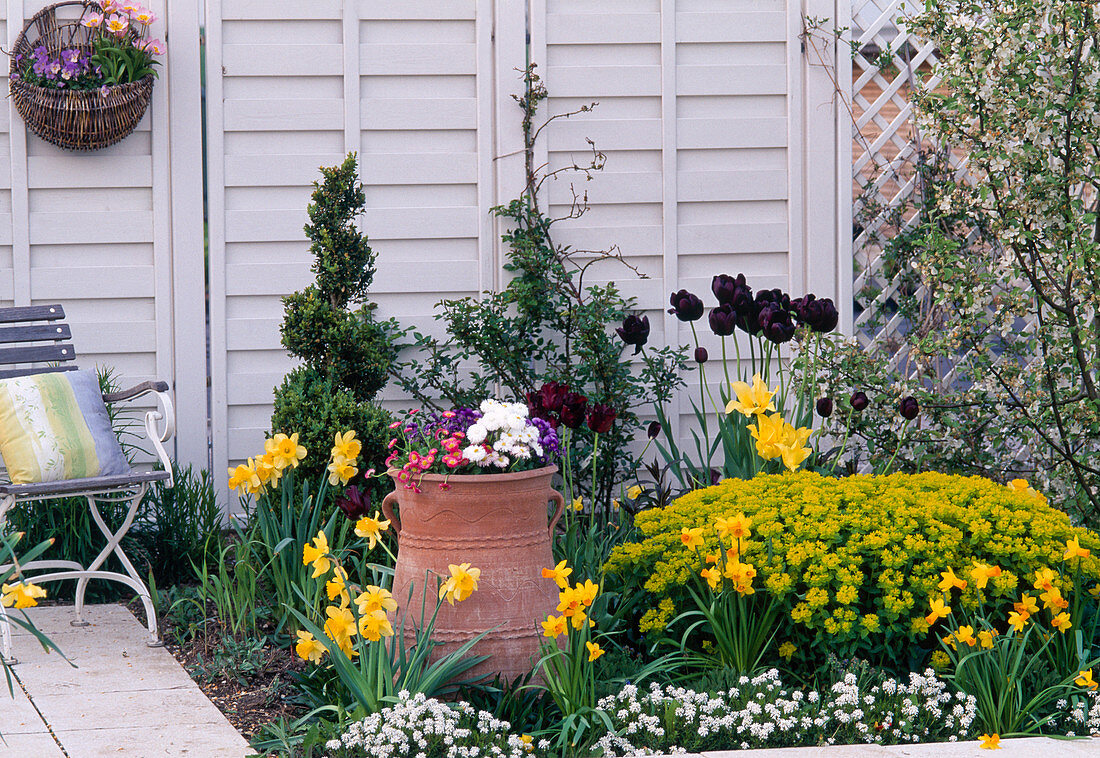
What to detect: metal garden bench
<box><xmin>0</xmin><ymin>304</ymin><xmax>175</xmax><ymax>664</ymax></box>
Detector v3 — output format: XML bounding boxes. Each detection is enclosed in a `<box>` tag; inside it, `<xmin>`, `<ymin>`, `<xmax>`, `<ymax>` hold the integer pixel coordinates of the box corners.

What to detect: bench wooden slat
<box><xmin>0</xmin><ymin>470</ymin><xmax>170</xmax><ymax>497</ymax></box>
<box><xmin>0</xmin><ymin>343</ymin><xmax>76</xmax><ymax>366</ymax></box>
<box><xmin>0</xmin><ymin>304</ymin><xmax>66</xmax><ymax>324</ymax></box>
<box><xmin>0</xmin><ymin>323</ymin><xmax>72</xmax><ymax>345</ymax></box>
<box><xmin>0</xmin><ymin>365</ymin><xmax>78</xmax><ymax>380</ymax></box>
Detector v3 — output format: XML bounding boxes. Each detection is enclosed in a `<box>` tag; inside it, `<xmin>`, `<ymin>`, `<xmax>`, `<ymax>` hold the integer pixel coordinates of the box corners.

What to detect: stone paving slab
<box><xmin>3</xmin><ymin>604</ymin><xmax>252</xmax><ymax>758</ymax></box>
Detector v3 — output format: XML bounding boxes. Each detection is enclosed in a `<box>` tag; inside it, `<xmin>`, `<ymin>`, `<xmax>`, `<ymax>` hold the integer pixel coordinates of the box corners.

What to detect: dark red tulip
<box><xmin>668</xmin><ymin>290</ymin><xmax>704</xmax><ymax>322</ymax></box>
<box><xmin>647</xmin><ymin>420</ymin><xmax>661</xmax><ymax>439</ymax></box>
<box><xmin>694</xmin><ymin>347</ymin><xmax>709</xmax><ymax>364</ymax></box>
<box><xmin>526</xmin><ymin>381</ymin><xmax>571</xmax><ymax>427</ymax></box>
<box><xmin>616</xmin><ymin>314</ymin><xmax>650</xmax><ymax>354</ymax></box>
<box><xmin>816</xmin><ymin>397</ymin><xmax>833</xmax><ymax>418</ymax></box>
<box><xmin>586</xmin><ymin>403</ymin><xmax>617</xmax><ymax>434</ymax></box>
<box><xmin>899</xmin><ymin>396</ymin><xmax>919</xmax><ymax>420</ymax></box>
<box><xmin>335</xmin><ymin>485</ymin><xmax>371</xmax><ymax>520</ymax></box>
<box><xmin>559</xmin><ymin>392</ymin><xmax>589</xmax><ymax>429</ymax></box>
<box><xmin>850</xmin><ymin>391</ymin><xmax>870</xmax><ymax>412</ymax></box>
<box><xmin>712</xmin><ymin>273</ymin><xmax>752</xmax><ymax>308</ymax></box>
<box><xmin>758</xmin><ymin>303</ymin><xmax>796</xmax><ymax>344</ymax></box>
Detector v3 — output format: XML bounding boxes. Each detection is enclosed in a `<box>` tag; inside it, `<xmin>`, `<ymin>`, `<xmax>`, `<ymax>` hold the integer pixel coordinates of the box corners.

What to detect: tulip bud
<box><xmin>694</xmin><ymin>346</ymin><xmax>708</xmax><ymax>364</ymax></box>
<box><xmin>850</xmin><ymin>391</ymin><xmax>870</xmax><ymax>412</ymax></box>
<box><xmin>816</xmin><ymin>397</ymin><xmax>833</xmax><ymax>418</ymax></box>
<box><xmin>647</xmin><ymin>420</ymin><xmax>661</xmax><ymax>439</ymax></box>
<box><xmin>899</xmin><ymin>396</ymin><xmax>919</xmax><ymax>420</ymax></box>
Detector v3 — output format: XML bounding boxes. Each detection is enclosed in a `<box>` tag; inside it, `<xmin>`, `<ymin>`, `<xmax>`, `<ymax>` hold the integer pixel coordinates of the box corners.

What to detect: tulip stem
<box><xmin>721</xmin><ymin>336</ymin><xmax>731</xmax><ymax>390</ymax></box>
<box><xmin>830</xmin><ymin>405</ymin><xmax>855</xmax><ymax>475</ymax></box>
<box><xmin>591</xmin><ymin>432</ymin><xmax>600</xmax><ymax>523</ymax></box>
<box><xmin>879</xmin><ymin>418</ymin><xmax>912</xmax><ymax>476</ymax></box>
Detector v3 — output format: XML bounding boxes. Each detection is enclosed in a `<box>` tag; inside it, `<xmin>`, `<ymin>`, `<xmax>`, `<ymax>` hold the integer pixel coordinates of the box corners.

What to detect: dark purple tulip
<box><xmin>708</xmin><ymin>304</ymin><xmax>737</xmax><ymax>336</ymax></box>
<box><xmin>668</xmin><ymin>290</ymin><xmax>704</xmax><ymax>322</ymax></box>
<box><xmin>735</xmin><ymin>301</ymin><xmax>763</xmax><ymax>336</ymax></box>
<box><xmin>816</xmin><ymin>298</ymin><xmax>839</xmax><ymax>333</ymax></box>
<box><xmin>850</xmin><ymin>391</ymin><xmax>870</xmax><ymax>412</ymax></box>
<box><xmin>335</xmin><ymin>485</ymin><xmax>371</xmax><ymax>520</ymax></box>
<box><xmin>647</xmin><ymin>420</ymin><xmax>661</xmax><ymax>439</ymax></box>
<box><xmin>694</xmin><ymin>347</ymin><xmax>708</xmax><ymax>364</ymax></box>
<box><xmin>712</xmin><ymin>273</ymin><xmax>752</xmax><ymax>307</ymax></box>
<box><xmin>899</xmin><ymin>396</ymin><xmax>919</xmax><ymax>420</ymax></box>
<box><xmin>616</xmin><ymin>314</ymin><xmax>650</xmax><ymax>354</ymax></box>
<box><xmin>758</xmin><ymin>303</ymin><xmax>796</xmax><ymax>344</ymax></box>
<box><xmin>559</xmin><ymin>392</ymin><xmax>589</xmax><ymax>429</ymax></box>
<box><xmin>816</xmin><ymin>397</ymin><xmax>833</xmax><ymax>418</ymax></box>
<box><xmin>586</xmin><ymin>403</ymin><xmax>617</xmax><ymax>434</ymax></box>
<box><xmin>755</xmin><ymin>288</ymin><xmax>792</xmax><ymax>312</ymax></box>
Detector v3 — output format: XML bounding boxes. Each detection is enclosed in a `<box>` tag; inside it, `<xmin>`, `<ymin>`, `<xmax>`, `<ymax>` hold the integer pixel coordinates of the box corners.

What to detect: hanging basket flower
<box><xmin>8</xmin><ymin>1</ymin><xmax>164</xmax><ymax>151</ymax></box>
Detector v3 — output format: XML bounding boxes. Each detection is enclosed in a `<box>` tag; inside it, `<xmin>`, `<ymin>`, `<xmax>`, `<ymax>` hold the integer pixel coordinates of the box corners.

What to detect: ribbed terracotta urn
<box><xmin>380</xmin><ymin>465</ymin><xmax>565</xmax><ymax>682</ymax></box>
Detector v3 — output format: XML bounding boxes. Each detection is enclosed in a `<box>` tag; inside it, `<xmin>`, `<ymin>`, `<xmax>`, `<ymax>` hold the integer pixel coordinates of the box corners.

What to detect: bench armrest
<box><xmin>103</xmin><ymin>381</ymin><xmax>176</xmax><ymax>488</ymax></box>
<box><xmin>102</xmin><ymin>380</ymin><xmax>170</xmax><ymax>404</ymax></box>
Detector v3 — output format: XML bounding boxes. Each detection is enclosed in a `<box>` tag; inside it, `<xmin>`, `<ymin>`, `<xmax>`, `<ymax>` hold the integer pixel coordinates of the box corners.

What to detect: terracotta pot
<box><xmin>381</xmin><ymin>466</ymin><xmax>565</xmax><ymax>683</ymax></box>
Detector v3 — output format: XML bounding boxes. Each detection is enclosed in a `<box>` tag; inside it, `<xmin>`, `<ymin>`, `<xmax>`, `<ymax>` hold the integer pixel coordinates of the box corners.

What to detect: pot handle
<box><xmin>381</xmin><ymin>491</ymin><xmax>401</xmax><ymax>541</ymax></box>
<box><xmin>547</xmin><ymin>489</ymin><xmax>565</xmax><ymax>538</ymax></box>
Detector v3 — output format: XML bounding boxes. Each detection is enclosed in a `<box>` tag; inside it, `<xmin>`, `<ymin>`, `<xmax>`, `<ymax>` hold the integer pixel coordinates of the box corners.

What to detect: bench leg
<box><xmin>0</xmin><ymin>602</ymin><xmax>15</xmax><ymax>666</ymax></box>
<box><xmin>73</xmin><ymin>486</ymin><xmax>161</xmax><ymax>647</ymax></box>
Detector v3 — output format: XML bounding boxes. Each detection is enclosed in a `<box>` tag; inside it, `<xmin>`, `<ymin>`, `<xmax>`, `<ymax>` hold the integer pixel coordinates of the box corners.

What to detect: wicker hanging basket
<box><xmin>8</xmin><ymin>1</ymin><xmax>155</xmax><ymax>151</ymax></box>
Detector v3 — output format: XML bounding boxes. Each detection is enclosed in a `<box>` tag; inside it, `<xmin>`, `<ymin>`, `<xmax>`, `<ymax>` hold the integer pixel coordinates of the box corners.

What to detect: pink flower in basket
<box><xmin>105</xmin><ymin>13</ymin><xmax>128</xmax><ymax>35</ymax></box>
<box><xmin>81</xmin><ymin>12</ymin><xmax>104</xmax><ymax>28</ymax></box>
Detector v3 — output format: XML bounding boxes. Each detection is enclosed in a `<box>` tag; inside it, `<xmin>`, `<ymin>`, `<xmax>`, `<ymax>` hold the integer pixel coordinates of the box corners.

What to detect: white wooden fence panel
<box><xmin>0</xmin><ymin>0</ymin><xmax>206</xmax><ymax>469</ymax></box>
<box><xmin>206</xmin><ymin>0</ymin><xmax>842</xmax><ymax>488</ymax></box>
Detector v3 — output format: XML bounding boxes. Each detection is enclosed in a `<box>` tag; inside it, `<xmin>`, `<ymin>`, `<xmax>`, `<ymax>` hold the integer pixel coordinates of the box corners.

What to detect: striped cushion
<box><xmin>0</xmin><ymin>371</ymin><xmax>130</xmax><ymax>484</ymax></box>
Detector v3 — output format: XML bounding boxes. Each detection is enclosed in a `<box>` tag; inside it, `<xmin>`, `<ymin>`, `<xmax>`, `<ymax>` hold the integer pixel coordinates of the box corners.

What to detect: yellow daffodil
<box><xmin>700</xmin><ymin>566</ymin><xmax>721</xmax><ymax>590</ymax></box>
<box><xmin>331</xmin><ymin>430</ymin><xmax>362</xmax><ymax>463</ymax></box>
<box><xmin>680</xmin><ymin>527</ymin><xmax>705</xmax><ymax>549</ymax></box>
<box><xmin>977</xmin><ymin>629</ymin><xmax>997</xmax><ymax>649</ymax></box>
<box><xmin>778</xmin><ymin>641</ymin><xmax>796</xmax><ymax>661</ymax></box>
<box><xmin>626</xmin><ymin>485</ymin><xmax>643</xmax><ymax>500</ymax></box>
<box><xmin>1</xmin><ymin>581</ymin><xmax>47</xmax><ymax>609</ymax></box>
<box><xmin>1013</xmin><ymin>595</ymin><xmax>1038</xmax><ymax>616</ymax></box>
<box><xmin>439</xmin><ymin>563</ymin><xmax>480</xmax><ymax>605</ymax></box>
<box><xmin>979</xmin><ymin>733</ymin><xmax>1001</xmax><ymax>750</ymax></box>
<box><xmin>1051</xmin><ymin>612</ymin><xmax>1072</xmax><ymax>633</ymax></box>
<box><xmin>925</xmin><ymin>596</ymin><xmax>951</xmax><ymax>625</ymax></box>
<box><xmin>295</xmin><ymin>630</ymin><xmax>326</xmax><ymax>663</ymax></box>
<box><xmin>574</xmin><ymin>579</ymin><xmax>599</xmax><ymax>608</ymax></box>
<box><xmin>1007</xmin><ymin>610</ymin><xmax>1030</xmax><ymax>632</ymax></box>
<box><xmin>1033</xmin><ymin>567</ymin><xmax>1057</xmax><ymax>592</ymax></box>
<box><xmin>520</xmin><ymin>734</ymin><xmax>534</xmax><ymax>752</ymax></box>
<box><xmin>955</xmin><ymin>625</ymin><xmax>976</xmax><ymax>647</ymax></box>
<box><xmin>355</xmin><ymin>585</ymin><xmax>397</xmax><ymax>615</ymax></box>
<box><xmin>1076</xmin><ymin>669</ymin><xmax>1098</xmax><ymax>690</ymax></box>
<box><xmin>571</xmin><ymin>497</ymin><xmax>584</xmax><ymax>512</ymax></box>
<box><xmin>1065</xmin><ymin>536</ymin><xmax>1091</xmax><ymax>560</ymax></box>
<box><xmin>267</xmin><ymin>432</ymin><xmax>307</xmax><ymax>471</ymax></box>
<box><xmin>1040</xmin><ymin>587</ymin><xmax>1068</xmax><ymax>611</ymax></box>
<box><xmin>323</xmin><ymin>605</ymin><xmax>358</xmax><ymax>658</ymax></box>
<box><xmin>325</xmin><ymin>566</ymin><xmax>350</xmax><ymax>606</ymax></box>
<box><xmin>228</xmin><ymin>459</ymin><xmax>261</xmax><ymax>494</ymax></box>
<box><xmin>541</xmin><ymin>614</ymin><xmax>566</xmax><ymax>638</ymax></box>
<box><xmin>354</xmin><ymin>512</ymin><xmax>390</xmax><ymax>550</ymax></box>
<box><xmin>585</xmin><ymin>641</ymin><xmax>605</xmax><ymax>662</ymax></box>
<box><xmin>542</xmin><ymin>560</ymin><xmax>573</xmax><ymax>589</ymax></box>
<box><xmin>302</xmin><ymin>531</ymin><xmax>331</xmax><ymax>578</ymax></box>
<box><xmin>358</xmin><ymin>608</ymin><xmax>394</xmax><ymax>641</ymax></box>
<box><xmin>938</xmin><ymin>567</ymin><xmax>967</xmax><ymax>592</ymax></box>
<box><xmin>969</xmin><ymin>562</ymin><xmax>1002</xmax><ymax>590</ymax></box>
<box><xmin>715</xmin><ymin>513</ymin><xmax>751</xmax><ymax>540</ymax></box>
<box><xmin>557</xmin><ymin>586</ymin><xmax>583</xmax><ymax>618</ymax></box>
<box><xmin>725</xmin><ymin>374</ymin><xmax>777</xmax><ymax>417</ymax></box>
<box><xmin>327</xmin><ymin>455</ymin><xmax>358</xmax><ymax>486</ymax></box>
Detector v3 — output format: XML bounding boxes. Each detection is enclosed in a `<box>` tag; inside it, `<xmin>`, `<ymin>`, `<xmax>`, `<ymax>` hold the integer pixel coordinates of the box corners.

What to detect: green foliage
<box><xmin>818</xmin><ymin>0</ymin><xmax>1100</xmax><ymax>525</ymax></box>
<box><xmin>132</xmin><ymin>464</ymin><xmax>224</xmax><ymax>587</ymax></box>
<box><xmin>274</xmin><ymin>152</ymin><xmax>396</xmax><ymax>488</ymax></box>
<box><xmin>271</xmin><ymin>368</ymin><xmax>392</xmax><ymax>499</ymax></box>
<box><xmin>605</xmin><ymin>471</ymin><xmax>1100</xmax><ymax>677</ymax></box>
<box><xmin>393</xmin><ymin>65</ymin><xmax>685</xmax><ymax>505</ymax></box>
